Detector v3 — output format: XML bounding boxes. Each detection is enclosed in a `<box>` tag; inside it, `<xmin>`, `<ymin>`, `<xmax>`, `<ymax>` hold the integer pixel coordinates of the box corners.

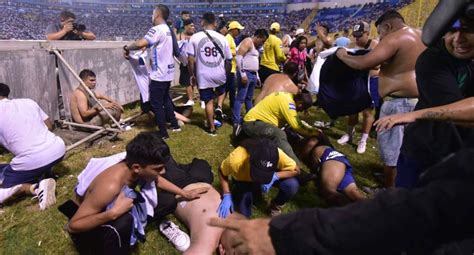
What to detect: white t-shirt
<box><xmin>129</xmin><ymin>51</ymin><xmax>150</xmax><ymax>102</ymax></box>
<box><xmin>186</xmin><ymin>30</ymin><xmax>232</xmax><ymax>89</ymax></box>
<box><xmin>144</xmin><ymin>24</ymin><xmax>175</xmax><ymax>82</ymax></box>
<box><xmin>0</xmin><ymin>98</ymin><xmax>65</xmax><ymax>171</ymax></box>
<box><xmin>75</xmin><ymin>152</ymin><xmax>158</xmax><ymax>217</ymax></box>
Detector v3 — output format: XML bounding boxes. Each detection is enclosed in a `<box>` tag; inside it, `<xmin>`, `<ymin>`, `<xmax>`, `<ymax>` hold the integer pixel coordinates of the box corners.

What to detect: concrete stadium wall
<box><xmin>287</xmin><ymin>0</ymin><xmax>378</xmax><ymax>12</ymax></box>
<box><xmin>0</xmin><ymin>40</ymin><xmax>149</xmax><ymax>120</ymax></box>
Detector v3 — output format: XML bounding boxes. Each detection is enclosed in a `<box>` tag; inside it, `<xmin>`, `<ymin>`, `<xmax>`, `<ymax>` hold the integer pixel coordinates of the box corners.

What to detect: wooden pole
<box><xmin>52</xmin><ymin>49</ymin><xmax>124</xmax><ymax>131</ymax></box>
<box><xmin>61</xmin><ymin>121</ymin><xmax>121</xmax><ymax>132</ymax></box>
<box><xmin>66</xmin><ymin>128</ymin><xmax>108</xmax><ymax>151</ymax></box>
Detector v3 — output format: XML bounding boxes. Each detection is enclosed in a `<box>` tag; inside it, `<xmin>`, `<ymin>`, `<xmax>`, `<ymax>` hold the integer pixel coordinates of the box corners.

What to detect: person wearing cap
<box><xmin>216</xmin><ymin>138</ymin><xmax>300</xmax><ymax>218</ymax></box>
<box><xmin>337</xmin><ymin>21</ymin><xmax>379</xmax><ymax>155</ymax></box>
<box><xmin>335</xmin><ymin>28</ymin><xmax>351</xmax><ymax>47</ymax></box>
<box><xmin>374</xmin><ymin>16</ymin><xmax>474</xmax><ymax>188</ymax></box>
<box><xmin>209</xmin><ymin>2</ymin><xmax>474</xmax><ymax>253</ymax></box>
<box><xmin>259</xmin><ymin>22</ymin><xmax>287</xmax><ymax>84</ymax></box>
<box><xmin>336</xmin><ymin>10</ymin><xmax>426</xmax><ymax>188</ymax></box>
<box><xmin>223</xmin><ymin>21</ymin><xmax>245</xmax><ymax>117</ymax></box>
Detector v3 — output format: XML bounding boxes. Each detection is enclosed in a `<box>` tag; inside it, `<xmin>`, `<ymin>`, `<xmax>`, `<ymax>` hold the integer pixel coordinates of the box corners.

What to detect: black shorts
<box><xmin>179</xmin><ymin>64</ymin><xmax>191</xmax><ymax>86</ymax></box>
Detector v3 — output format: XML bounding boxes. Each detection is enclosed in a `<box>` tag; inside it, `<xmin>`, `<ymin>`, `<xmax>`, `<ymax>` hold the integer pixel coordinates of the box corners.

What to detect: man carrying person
<box><xmin>186</xmin><ymin>12</ymin><xmax>232</xmax><ymax>136</ymax></box>
<box><xmin>217</xmin><ymin>138</ymin><xmax>300</xmax><ymax>218</ymax></box>
<box><xmin>374</xmin><ymin>17</ymin><xmax>474</xmax><ymax>188</ymax></box>
<box><xmin>0</xmin><ymin>83</ymin><xmax>65</xmax><ymax>210</ymax></box>
<box><xmin>177</xmin><ymin>19</ymin><xmax>196</xmax><ymax>106</ymax></box>
<box><xmin>337</xmin><ymin>21</ymin><xmax>379</xmax><ymax>154</ymax></box>
<box><xmin>336</xmin><ymin>10</ymin><xmax>425</xmax><ymax>188</ymax></box>
<box><xmin>70</xmin><ymin>69</ymin><xmax>123</xmax><ymax>127</ymax></box>
<box><xmin>259</xmin><ymin>22</ymin><xmax>287</xmax><ymax>84</ymax></box>
<box><xmin>124</xmin><ymin>4</ymin><xmax>181</xmax><ymax>139</ymax></box>
<box><xmin>232</xmin><ymin>28</ymin><xmax>268</xmax><ymax>127</ymax></box>
<box><xmin>224</xmin><ymin>21</ymin><xmax>245</xmax><ymax>116</ymax></box>
<box><xmin>45</xmin><ymin>11</ymin><xmax>96</xmax><ymax>40</ymax></box>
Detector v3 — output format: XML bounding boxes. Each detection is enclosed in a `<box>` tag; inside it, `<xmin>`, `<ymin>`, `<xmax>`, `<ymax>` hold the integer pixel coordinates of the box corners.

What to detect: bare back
<box><xmin>255</xmin><ymin>73</ymin><xmax>299</xmax><ymax>104</ymax></box>
<box><xmin>378</xmin><ymin>27</ymin><xmax>425</xmax><ymax>98</ymax></box>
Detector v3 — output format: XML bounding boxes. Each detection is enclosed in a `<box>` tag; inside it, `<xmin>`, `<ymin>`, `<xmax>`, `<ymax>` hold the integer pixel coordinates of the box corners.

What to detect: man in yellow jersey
<box><xmin>242</xmin><ymin>90</ymin><xmax>319</xmax><ymax>165</ymax></box>
<box><xmin>259</xmin><ymin>22</ymin><xmax>287</xmax><ymax>83</ymax></box>
<box><xmin>216</xmin><ymin>138</ymin><xmax>300</xmax><ymax>217</ymax></box>
<box><xmin>222</xmin><ymin>21</ymin><xmax>244</xmax><ymax>116</ymax></box>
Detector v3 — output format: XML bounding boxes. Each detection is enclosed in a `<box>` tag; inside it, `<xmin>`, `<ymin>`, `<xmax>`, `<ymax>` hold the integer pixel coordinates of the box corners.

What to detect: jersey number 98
<box><xmin>204</xmin><ymin>46</ymin><xmax>218</xmax><ymax>57</ymax></box>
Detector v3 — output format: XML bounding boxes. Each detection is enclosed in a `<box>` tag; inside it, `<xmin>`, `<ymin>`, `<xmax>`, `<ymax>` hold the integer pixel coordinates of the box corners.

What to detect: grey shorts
<box><xmin>377</xmin><ymin>98</ymin><xmax>417</xmax><ymax>166</ymax></box>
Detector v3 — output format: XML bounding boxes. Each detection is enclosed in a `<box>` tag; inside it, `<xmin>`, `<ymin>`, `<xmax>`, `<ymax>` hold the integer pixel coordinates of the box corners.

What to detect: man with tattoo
<box><xmin>336</xmin><ymin>10</ymin><xmax>426</xmax><ymax>188</ymax></box>
<box><xmin>374</xmin><ymin>17</ymin><xmax>474</xmax><ymax>188</ymax></box>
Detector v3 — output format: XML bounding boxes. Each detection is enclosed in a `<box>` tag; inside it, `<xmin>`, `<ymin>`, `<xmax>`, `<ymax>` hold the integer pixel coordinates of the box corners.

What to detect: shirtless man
<box><xmin>254</xmin><ymin>62</ymin><xmax>300</xmax><ymax>104</ymax></box>
<box><xmin>336</xmin><ymin>10</ymin><xmax>426</xmax><ymax>188</ymax></box>
<box><xmin>70</xmin><ymin>69</ymin><xmax>122</xmax><ymax>126</ymax></box>
<box><xmin>337</xmin><ymin>21</ymin><xmax>379</xmax><ymax>154</ymax></box>
<box><xmin>308</xmin><ymin>23</ymin><xmax>333</xmax><ymax>58</ymax></box>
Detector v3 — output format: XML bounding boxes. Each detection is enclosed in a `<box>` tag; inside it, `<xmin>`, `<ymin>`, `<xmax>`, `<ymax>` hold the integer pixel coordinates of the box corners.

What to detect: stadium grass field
<box><xmin>0</xmin><ymin>91</ymin><xmax>383</xmax><ymax>254</ymax></box>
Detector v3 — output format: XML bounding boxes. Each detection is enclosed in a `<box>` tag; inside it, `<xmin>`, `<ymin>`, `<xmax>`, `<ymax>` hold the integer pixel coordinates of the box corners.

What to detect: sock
<box><xmin>360</xmin><ymin>133</ymin><xmax>369</xmax><ymax>143</ymax></box>
<box><xmin>346</xmin><ymin>125</ymin><xmax>355</xmax><ymax>136</ymax></box>
<box><xmin>0</xmin><ymin>185</ymin><xmax>22</xmax><ymax>203</ymax></box>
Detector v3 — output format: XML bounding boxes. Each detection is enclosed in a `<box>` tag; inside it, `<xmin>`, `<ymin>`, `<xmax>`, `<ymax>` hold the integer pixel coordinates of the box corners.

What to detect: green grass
<box><xmin>0</xmin><ymin>92</ymin><xmax>383</xmax><ymax>254</ymax></box>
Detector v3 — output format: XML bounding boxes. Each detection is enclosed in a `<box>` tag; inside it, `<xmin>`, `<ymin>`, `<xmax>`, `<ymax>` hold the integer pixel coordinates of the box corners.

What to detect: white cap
<box><xmin>295</xmin><ymin>28</ymin><xmax>305</xmax><ymax>36</ymax></box>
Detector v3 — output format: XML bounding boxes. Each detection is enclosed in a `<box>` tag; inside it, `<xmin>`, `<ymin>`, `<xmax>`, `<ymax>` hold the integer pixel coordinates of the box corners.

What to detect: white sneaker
<box><xmin>357</xmin><ymin>140</ymin><xmax>367</xmax><ymax>154</ymax></box>
<box><xmin>184</xmin><ymin>100</ymin><xmax>195</xmax><ymax>106</ymax></box>
<box><xmin>200</xmin><ymin>101</ymin><xmax>205</xmax><ymax>109</ymax></box>
<box><xmin>34</xmin><ymin>178</ymin><xmax>56</xmax><ymax>210</ymax></box>
<box><xmin>159</xmin><ymin>220</ymin><xmax>191</xmax><ymax>252</ymax></box>
<box><xmin>337</xmin><ymin>134</ymin><xmax>352</xmax><ymax>145</ymax></box>
<box><xmin>0</xmin><ymin>184</ymin><xmax>22</xmax><ymax>204</ymax></box>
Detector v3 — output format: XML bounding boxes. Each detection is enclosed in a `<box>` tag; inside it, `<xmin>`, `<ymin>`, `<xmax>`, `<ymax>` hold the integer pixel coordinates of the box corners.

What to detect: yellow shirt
<box><xmin>244</xmin><ymin>92</ymin><xmax>319</xmax><ymax>137</ymax></box>
<box><xmin>260</xmin><ymin>34</ymin><xmax>286</xmax><ymax>71</ymax></box>
<box><xmin>220</xmin><ymin>146</ymin><xmax>296</xmax><ymax>182</ymax></box>
<box><xmin>226</xmin><ymin>33</ymin><xmax>237</xmax><ymax>73</ymax></box>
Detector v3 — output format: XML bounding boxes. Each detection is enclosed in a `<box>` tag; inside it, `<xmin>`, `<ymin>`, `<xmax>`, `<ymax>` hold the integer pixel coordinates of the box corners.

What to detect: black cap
<box><xmin>242</xmin><ymin>138</ymin><xmax>279</xmax><ymax>184</ymax></box>
<box><xmin>352</xmin><ymin>21</ymin><xmax>370</xmax><ymax>37</ymax></box>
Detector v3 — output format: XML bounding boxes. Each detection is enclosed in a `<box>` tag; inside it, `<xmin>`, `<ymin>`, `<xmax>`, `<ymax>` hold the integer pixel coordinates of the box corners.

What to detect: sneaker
<box><xmin>357</xmin><ymin>140</ymin><xmax>367</xmax><ymax>154</ymax></box>
<box><xmin>34</xmin><ymin>178</ymin><xmax>56</xmax><ymax>210</ymax></box>
<box><xmin>170</xmin><ymin>127</ymin><xmax>181</xmax><ymax>132</ymax></box>
<box><xmin>214</xmin><ymin>119</ymin><xmax>222</xmax><ymax>128</ymax></box>
<box><xmin>268</xmin><ymin>201</ymin><xmax>284</xmax><ymax>217</ymax></box>
<box><xmin>233</xmin><ymin>123</ymin><xmax>242</xmax><ymax>137</ymax></box>
<box><xmin>313</xmin><ymin>120</ymin><xmax>331</xmax><ymax>128</ymax></box>
<box><xmin>337</xmin><ymin>134</ymin><xmax>352</xmax><ymax>145</ymax></box>
<box><xmin>183</xmin><ymin>100</ymin><xmax>195</xmax><ymax>106</ymax></box>
<box><xmin>177</xmin><ymin>120</ymin><xmax>185</xmax><ymax>127</ymax></box>
<box><xmin>207</xmin><ymin>129</ymin><xmax>217</xmax><ymax>137</ymax></box>
<box><xmin>159</xmin><ymin>221</ymin><xmax>191</xmax><ymax>252</ymax></box>
<box><xmin>200</xmin><ymin>101</ymin><xmax>205</xmax><ymax>109</ymax></box>
<box><xmin>0</xmin><ymin>184</ymin><xmax>22</xmax><ymax>204</ymax></box>
<box><xmin>215</xmin><ymin>107</ymin><xmax>224</xmax><ymax>121</ymax></box>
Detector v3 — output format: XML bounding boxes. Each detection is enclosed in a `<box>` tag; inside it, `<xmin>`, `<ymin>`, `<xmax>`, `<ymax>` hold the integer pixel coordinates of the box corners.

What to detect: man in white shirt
<box><xmin>124</xmin><ymin>4</ymin><xmax>180</xmax><ymax>139</ymax></box>
<box><xmin>186</xmin><ymin>12</ymin><xmax>233</xmax><ymax>136</ymax></box>
<box><xmin>0</xmin><ymin>83</ymin><xmax>65</xmax><ymax>210</ymax></box>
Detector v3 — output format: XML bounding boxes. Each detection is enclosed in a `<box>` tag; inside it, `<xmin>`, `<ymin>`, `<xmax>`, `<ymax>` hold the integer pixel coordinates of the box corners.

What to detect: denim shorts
<box><xmin>377</xmin><ymin>98</ymin><xmax>417</xmax><ymax>166</ymax></box>
<box><xmin>199</xmin><ymin>85</ymin><xmax>226</xmax><ymax>102</ymax></box>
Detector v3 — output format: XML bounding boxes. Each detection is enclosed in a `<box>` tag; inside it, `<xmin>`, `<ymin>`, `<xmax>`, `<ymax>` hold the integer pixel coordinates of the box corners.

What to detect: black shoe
<box><xmin>233</xmin><ymin>124</ymin><xmax>242</xmax><ymax>137</ymax></box>
<box><xmin>296</xmin><ymin>172</ymin><xmax>317</xmax><ymax>186</ymax></box>
<box><xmin>206</xmin><ymin>129</ymin><xmax>217</xmax><ymax>137</ymax></box>
<box><xmin>215</xmin><ymin>107</ymin><xmax>224</xmax><ymax>121</ymax></box>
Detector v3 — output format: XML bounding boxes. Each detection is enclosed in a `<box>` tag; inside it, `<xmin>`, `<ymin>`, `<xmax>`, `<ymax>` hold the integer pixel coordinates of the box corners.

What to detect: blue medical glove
<box><xmin>217</xmin><ymin>193</ymin><xmax>234</xmax><ymax>218</ymax></box>
<box><xmin>261</xmin><ymin>173</ymin><xmax>280</xmax><ymax>193</ymax></box>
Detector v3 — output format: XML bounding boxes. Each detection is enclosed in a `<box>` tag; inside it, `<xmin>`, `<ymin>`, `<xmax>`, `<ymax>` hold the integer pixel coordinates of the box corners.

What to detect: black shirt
<box><xmin>401</xmin><ymin>39</ymin><xmax>474</xmax><ymax>166</ymax></box>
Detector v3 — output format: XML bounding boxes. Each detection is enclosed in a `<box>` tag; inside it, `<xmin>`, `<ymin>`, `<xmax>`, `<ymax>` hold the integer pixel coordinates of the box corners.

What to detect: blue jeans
<box><xmin>149</xmin><ymin>80</ymin><xmax>178</xmax><ymax>137</ymax></box>
<box><xmin>225</xmin><ymin>73</ymin><xmax>236</xmax><ymax>109</ymax></box>
<box><xmin>232</xmin><ymin>177</ymin><xmax>299</xmax><ymax>218</ymax></box>
<box><xmin>233</xmin><ymin>71</ymin><xmax>257</xmax><ymax>125</ymax></box>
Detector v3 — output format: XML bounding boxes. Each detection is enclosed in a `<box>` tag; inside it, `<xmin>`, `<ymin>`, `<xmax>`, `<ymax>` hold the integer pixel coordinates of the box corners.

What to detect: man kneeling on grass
<box><xmin>0</xmin><ymin>83</ymin><xmax>65</xmax><ymax>210</ymax></box>
<box><xmin>217</xmin><ymin>138</ymin><xmax>300</xmax><ymax>218</ymax></box>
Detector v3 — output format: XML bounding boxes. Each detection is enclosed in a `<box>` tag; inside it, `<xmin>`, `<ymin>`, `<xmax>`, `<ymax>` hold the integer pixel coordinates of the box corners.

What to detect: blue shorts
<box><xmin>320</xmin><ymin>148</ymin><xmax>355</xmax><ymax>192</ymax></box>
<box><xmin>0</xmin><ymin>157</ymin><xmax>63</xmax><ymax>188</ymax></box>
<box><xmin>199</xmin><ymin>85</ymin><xmax>226</xmax><ymax>103</ymax></box>
<box><xmin>369</xmin><ymin>76</ymin><xmax>380</xmax><ymax>107</ymax></box>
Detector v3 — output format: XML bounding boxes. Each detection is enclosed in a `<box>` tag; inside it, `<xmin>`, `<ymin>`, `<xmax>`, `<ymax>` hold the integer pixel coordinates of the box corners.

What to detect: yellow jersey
<box><xmin>244</xmin><ymin>92</ymin><xmax>319</xmax><ymax>137</ymax></box>
<box><xmin>220</xmin><ymin>146</ymin><xmax>296</xmax><ymax>182</ymax></box>
<box><xmin>260</xmin><ymin>34</ymin><xmax>286</xmax><ymax>71</ymax></box>
<box><xmin>226</xmin><ymin>33</ymin><xmax>237</xmax><ymax>73</ymax></box>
